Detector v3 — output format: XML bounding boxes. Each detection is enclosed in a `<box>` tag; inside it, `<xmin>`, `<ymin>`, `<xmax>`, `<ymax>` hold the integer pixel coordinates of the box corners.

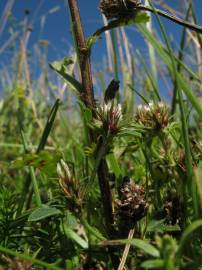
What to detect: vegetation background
<box><xmin>0</xmin><ymin>0</ymin><xmax>202</xmax><ymax>269</ymax></box>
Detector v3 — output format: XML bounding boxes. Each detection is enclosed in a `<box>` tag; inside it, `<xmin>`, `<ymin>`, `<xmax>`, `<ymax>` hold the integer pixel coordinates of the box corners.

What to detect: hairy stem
<box><xmin>67</xmin><ymin>1</ymin><xmax>118</xmax><ymax>267</ymax></box>
<box><xmin>68</xmin><ymin>0</ymin><xmax>95</xmax><ymax>108</ymax></box>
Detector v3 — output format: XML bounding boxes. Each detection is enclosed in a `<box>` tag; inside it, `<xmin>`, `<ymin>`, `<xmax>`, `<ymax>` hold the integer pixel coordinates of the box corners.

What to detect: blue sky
<box><xmin>0</xmin><ymin>0</ymin><xmax>202</xmax><ymax>98</ymax></box>
<box><xmin>1</xmin><ymin>0</ymin><xmax>202</xmax><ymax>61</ymax></box>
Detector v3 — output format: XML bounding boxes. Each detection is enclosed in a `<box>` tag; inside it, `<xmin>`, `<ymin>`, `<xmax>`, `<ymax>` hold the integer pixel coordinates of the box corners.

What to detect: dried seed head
<box><xmin>135</xmin><ymin>102</ymin><xmax>169</xmax><ymax>130</ymax></box>
<box><xmin>116</xmin><ymin>177</ymin><xmax>148</xmax><ymax>232</ymax></box>
<box><xmin>99</xmin><ymin>0</ymin><xmax>141</xmax><ymax>20</ymax></box>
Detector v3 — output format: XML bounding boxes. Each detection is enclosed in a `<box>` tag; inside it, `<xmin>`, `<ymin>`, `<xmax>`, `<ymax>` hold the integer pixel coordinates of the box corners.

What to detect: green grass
<box><xmin>0</xmin><ymin>1</ymin><xmax>202</xmax><ymax>269</ymax></box>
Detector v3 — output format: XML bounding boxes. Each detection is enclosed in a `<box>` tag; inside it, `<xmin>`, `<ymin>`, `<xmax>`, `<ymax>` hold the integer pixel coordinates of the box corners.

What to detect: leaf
<box><xmin>147</xmin><ymin>219</ymin><xmax>181</xmax><ymax>234</ymax></box>
<box><xmin>131</xmin><ymin>12</ymin><xmax>150</xmax><ymax>24</ymax></box>
<box><xmin>177</xmin><ymin>219</ymin><xmax>202</xmax><ymax>257</ymax></box>
<box><xmin>51</xmin><ymin>57</ymin><xmax>74</xmax><ymax>69</ymax></box>
<box><xmin>82</xmin><ymin>219</ymin><xmax>106</xmax><ymax>241</ymax></box>
<box><xmin>141</xmin><ymin>259</ymin><xmax>164</xmax><ymax>269</ymax></box>
<box><xmin>90</xmin><ymin>13</ymin><xmax>149</xmax><ymax>50</ymax></box>
<box><xmin>138</xmin><ymin>25</ymin><xmax>202</xmax><ymax>118</ymax></box>
<box><xmin>106</xmin><ymin>153</ymin><xmax>123</xmax><ymax>178</ymax></box>
<box><xmin>11</xmin><ymin>150</ymin><xmax>62</xmax><ymax>175</ymax></box>
<box><xmin>120</xmin><ymin>238</ymin><xmax>160</xmax><ymax>258</ymax></box>
<box><xmin>63</xmin><ymin>226</ymin><xmax>88</xmax><ymax>249</ymax></box>
<box><xmin>49</xmin><ymin>57</ymin><xmax>82</xmax><ymax>93</ymax></box>
<box><xmin>65</xmin><ymin>210</ymin><xmax>78</xmax><ymax>229</ymax></box>
<box><xmin>78</xmin><ymin>100</ymin><xmax>93</xmax><ymax>145</ymax></box>
<box><xmin>28</xmin><ymin>205</ymin><xmax>61</xmax><ymax>221</ymax></box>
<box><xmin>87</xmin><ymin>35</ymin><xmax>98</xmax><ymax>50</ymax></box>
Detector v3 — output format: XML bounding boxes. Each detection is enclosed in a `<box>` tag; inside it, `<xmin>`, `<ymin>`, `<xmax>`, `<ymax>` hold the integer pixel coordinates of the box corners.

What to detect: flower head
<box><xmin>115</xmin><ymin>176</ymin><xmax>148</xmax><ymax>233</ymax></box>
<box><xmin>135</xmin><ymin>101</ymin><xmax>169</xmax><ymax>130</ymax></box>
<box><xmin>57</xmin><ymin>159</ymin><xmax>83</xmax><ymax>212</ymax></box>
<box><xmin>57</xmin><ymin>159</ymin><xmax>74</xmax><ymax>198</ymax></box>
<box><xmin>99</xmin><ymin>0</ymin><xmax>141</xmax><ymax>20</ymax></box>
<box><xmin>96</xmin><ymin>102</ymin><xmax>122</xmax><ymax>135</ymax></box>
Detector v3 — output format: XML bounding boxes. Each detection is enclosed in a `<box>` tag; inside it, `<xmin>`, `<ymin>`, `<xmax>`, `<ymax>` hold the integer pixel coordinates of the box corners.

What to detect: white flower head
<box><xmin>103</xmin><ymin>102</ymin><xmax>112</xmax><ymax>113</ymax></box>
<box><xmin>137</xmin><ymin>104</ymin><xmax>143</xmax><ymax>110</ymax></box>
<box><xmin>144</xmin><ymin>105</ymin><xmax>151</xmax><ymax>112</ymax></box>
<box><xmin>158</xmin><ymin>102</ymin><xmax>165</xmax><ymax>108</ymax></box>
<box><xmin>57</xmin><ymin>159</ymin><xmax>71</xmax><ymax>180</ymax></box>
<box><xmin>56</xmin><ymin>163</ymin><xmax>63</xmax><ymax>178</ymax></box>
<box><xmin>148</xmin><ymin>101</ymin><xmax>154</xmax><ymax>108</ymax></box>
<box><xmin>117</xmin><ymin>103</ymin><xmax>122</xmax><ymax>119</ymax></box>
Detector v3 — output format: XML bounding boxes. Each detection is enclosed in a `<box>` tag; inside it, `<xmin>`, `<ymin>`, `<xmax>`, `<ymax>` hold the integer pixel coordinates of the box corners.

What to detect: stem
<box><xmin>136</xmin><ymin>5</ymin><xmax>202</xmax><ymax>34</ymax></box>
<box><xmin>148</xmin><ymin>0</ymin><xmax>198</xmax><ymax>220</ymax></box>
<box><xmin>29</xmin><ymin>167</ymin><xmax>42</xmax><ymax>207</ymax></box>
<box><xmin>111</xmin><ymin>30</ymin><xmax>119</xmax><ymax>81</ymax></box>
<box><xmin>68</xmin><ymin>0</ymin><xmax>95</xmax><ymax>108</ymax></box>
<box><xmin>20</xmin><ymin>129</ymin><xmax>42</xmax><ymax>208</ymax></box>
<box><xmin>94</xmin><ymin>4</ymin><xmax>202</xmax><ymax>38</ymax></box>
<box><xmin>67</xmin><ymin>1</ymin><xmax>118</xmax><ymax>267</ymax></box>
<box><xmin>97</xmin><ymin>159</ymin><xmax>119</xmax><ymax>268</ymax></box>
<box><xmin>171</xmin><ymin>3</ymin><xmax>191</xmax><ymax>114</ymax></box>
<box><xmin>118</xmin><ymin>228</ymin><xmax>135</xmax><ymax>270</ymax></box>
<box><xmin>97</xmin><ymin>159</ymin><xmax>115</xmax><ymax>235</ymax></box>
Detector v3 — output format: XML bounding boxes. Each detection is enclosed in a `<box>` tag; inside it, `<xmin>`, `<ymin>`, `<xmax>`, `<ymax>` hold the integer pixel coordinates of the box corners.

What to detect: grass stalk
<box><xmin>144</xmin><ymin>0</ymin><xmax>158</xmax><ymax>92</ymax></box>
<box><xmin>148</xmin><ymin>0</ymin><xmax>199</xmax><ymax>219</ymax></box>
<box><xmin>111</xmin><ymin>29</ymin><xmax>119</xmax><ymax>81</ymax></box>
<box><xmin>136</xmin><ymin>4</ymin><xmax>202</xmax><ymax>34</ymax></box>
<box><xmin>19</xmin><ymin>129</ymin><xmax>42</xmax><ymax>208</ymax></box>
<box><xmin>17</xmin><ymin>99</ymin><xmax>60</xmax><ymax>214</ymax></box>
<box><xmin>171</xmin><ymin>3</ymin><xmax>192</xmax><ymax>114</ymax></box>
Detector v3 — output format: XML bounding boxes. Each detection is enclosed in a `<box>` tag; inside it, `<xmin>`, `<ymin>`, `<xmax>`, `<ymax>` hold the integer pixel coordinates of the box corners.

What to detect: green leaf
<box><xmin>65</xmin><ymin>211</ymin><xmax>78</xmax><ymax>229</ymax></box>
<box><xmin>131</xmin><ymin>12</ymin><xmax>150</xmax><ymax>24</ymax></box>
<box><xmin>28</xmin><ymin>205</ymin><xmax>61</xmax><ymax>221</ymax></box>
<box><xmin>82</xmin><ymin>219</ymin><xmax>106</xmax><ymax>241</ymax></box>
<box><xmin>50</xmin><ymin>57</ymin><xmax>74</xmax><ymax>70</ymax></box>
<box><xmin>63</xmin><ymin>226</ymin><xmax>88</xmax><ymax>249</ymax></box>
<box><xmin>177</xmin><ymin>219</ymin><xmax>202</xmax><ymax>257</ymax></box>
<box><xmin>141</xmin><ymin>259</ymin><xmax>164</xmax><ymax>269</ymax></box>
<box><xmin>77</xmin><ymin>100</ymin><xmax>93</xmax><ymax>145</ymax></box>
<box><xmin>147</xmin><ymin>219</ymin><xmax>181</xmax><ymax>234</ymax></box>
<box><xmin>87</xmin><ymin>35</ymin><xmax>98</xmax><ymax>50</ymax></box>
<box><xmin>120</xmin><ymin>238</ymin><xmax>160</xmax><ymax>257</ymax></box>
<box><xmin>106</xmin><ymin>153</ymin><xmax>123</xmax><ymax>178</ymax></box>
<box><xmin>11</xmin><ymin>150</ymin><xmax>62</xmax><ymax>175</ymax></box>
<box><xmin>90</xmin><ymin>13</ymin><xmax>149</xmax><ymax>50</ymax></box>
<box><xmin>36</xmin><ymin>98</ymin><xmax>60</xmax><ymax>153</ymax></box>
<box><xmin>49</xmin><ymin>58</ymin><xmax>82</xmax><ymax>93</ymax></box>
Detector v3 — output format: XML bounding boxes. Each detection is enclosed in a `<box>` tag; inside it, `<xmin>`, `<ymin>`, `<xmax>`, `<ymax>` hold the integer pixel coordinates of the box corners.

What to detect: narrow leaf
<box><xmin>49</xmin><ymin>58</ymin><xmax>82</xmax><ymax>93</ymax></box>
<box><xmin>63</xmin><ymin>227</ymin><xmax>88</xmax><ymax>249</ymax></box>
<box><xmin>178</xmin><ymin>219</ymin><xmax>202</xmax><ymax>256</ymax></box>
<box><xmin>28</xmin><ymin>205</ymin><xmax>61</xmax><ymax>221</ymax></box>
<box><xmin>141</xmin><ymin>259</ymin><xmax>164</xmax><ymax>269</ymax></box>
<box><xmin>120</xmin><ymin>238</ymin><xmax>160</xmax><ymax>257</ymax></box>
